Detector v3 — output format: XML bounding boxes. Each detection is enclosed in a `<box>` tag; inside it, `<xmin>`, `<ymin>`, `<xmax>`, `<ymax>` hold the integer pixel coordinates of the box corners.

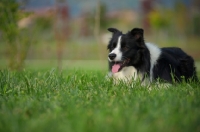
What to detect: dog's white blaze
<box><xmin>145</xmin><ymin>43</ymin><xmax>161</xmax><ymax>82</ymax></box>
<box><xmin>108</xmin><ymin>36</ymin><xmax>122</xmax><ymax>62</ymax></box>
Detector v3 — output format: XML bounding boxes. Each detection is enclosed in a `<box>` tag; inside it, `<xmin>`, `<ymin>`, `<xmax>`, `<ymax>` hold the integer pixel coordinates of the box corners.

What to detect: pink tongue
<box><xmin>112</xmin><ymin>64</ymin><xmax>120</xmax><ymax>73</ymax></box>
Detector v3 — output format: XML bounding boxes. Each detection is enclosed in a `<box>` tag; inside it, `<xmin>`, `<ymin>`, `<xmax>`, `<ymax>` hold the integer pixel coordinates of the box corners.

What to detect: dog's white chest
<box><xmin>112</xmin><ymin>66</ymin><xmax>138</xmax><ymax>83</ymax></box>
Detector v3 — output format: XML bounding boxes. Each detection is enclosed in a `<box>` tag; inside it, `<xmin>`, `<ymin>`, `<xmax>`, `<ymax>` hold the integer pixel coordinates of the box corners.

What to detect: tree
<box><xmin>0</xmin><ymin>0</ymin><xmax>31</xmax><ymax>70</ymax></box>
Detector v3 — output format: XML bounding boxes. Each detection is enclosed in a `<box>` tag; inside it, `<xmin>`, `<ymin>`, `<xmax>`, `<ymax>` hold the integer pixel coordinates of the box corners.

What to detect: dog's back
<box><xmin>153</xmin><ymin>47</ymin><xmax>198</xmax><ymax>82</ymax></box>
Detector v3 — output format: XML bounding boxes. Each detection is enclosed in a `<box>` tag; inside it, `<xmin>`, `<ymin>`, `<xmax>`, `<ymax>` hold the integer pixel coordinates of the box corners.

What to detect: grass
<box><xmin>0</xmin><ymin>69</ymin><xmax>200</xmax><ymax>132</ymax></box>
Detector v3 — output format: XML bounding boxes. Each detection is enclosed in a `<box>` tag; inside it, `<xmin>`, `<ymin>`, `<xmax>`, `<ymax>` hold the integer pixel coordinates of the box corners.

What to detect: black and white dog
<box><xmin>107</xmin><ymin>27</ymin><xmax>198</xmax><ymax>84</ymax></box>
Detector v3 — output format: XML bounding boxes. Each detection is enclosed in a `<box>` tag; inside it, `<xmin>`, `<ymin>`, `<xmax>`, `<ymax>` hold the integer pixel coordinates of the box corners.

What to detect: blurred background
<box><xmin>0</xmin><ymin>0</ymin><xmax>200</xmax><ymax>71</ymax></box>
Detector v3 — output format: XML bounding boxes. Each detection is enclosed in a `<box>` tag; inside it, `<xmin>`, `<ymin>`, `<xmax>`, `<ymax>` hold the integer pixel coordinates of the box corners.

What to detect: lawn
<box><xmin>0</xmin><ymin>69</ymin><xmax>200</xmax><ymax>132</ymax></box>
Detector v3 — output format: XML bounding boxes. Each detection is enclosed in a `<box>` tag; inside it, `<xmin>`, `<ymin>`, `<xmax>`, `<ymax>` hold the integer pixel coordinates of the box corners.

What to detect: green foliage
<box><xmin>173</xmin><ymin>2</ymin><xmax>189</xmax><ymax>35</ymax></box>
<box><xmin>0</xmin><ymin>69</ymin><xmax>200</xmax><ymax>132</ymax></box>
<box><xmin>0</xmin><ymin>0</ymin><xmax>31</xmax><ymax>70</ymax></box>
<box><xmin>0</xmin><ymin>0</ymin><xmax>19</xmax><ymax>43</ymax></box>
<box><xmin>99</xmin><ymin>2</ymin><xmax>108</xmax><ymax>29</ymax></box>
<box><xmin>34</xmin><ymin>16</ymin><xmax>53</xmax><ymax>30</ymax></box>
<box><xmin>193</xmin><ymin>15</ymin><xmax>200</xmax><ymax>35</ymax></box>
<box><xmin>148</xmin><ymin>2</ymin><xmax>199</xmax><ymax>36</ymax></box>
<box><xmin>86</xmin><ymin>2</ymin><xmax>113</xmax><ymax>32</ymax></box>
<box><xmin>149</xmin><ymin>10</ymin><xmax>170</xmax><ymax>30</ymax></box>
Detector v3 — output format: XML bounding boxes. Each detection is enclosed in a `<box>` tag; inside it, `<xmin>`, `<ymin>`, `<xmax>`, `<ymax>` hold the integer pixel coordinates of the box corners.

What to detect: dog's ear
<box><xmin>107</xmin><ymin>28</ymin><xmax>119</xmax><ymax>33</ymax></box>
<box><xmin>130</xmin><ymin>28</ymin><xmax>144</xmax><ymax>41</ymax></box>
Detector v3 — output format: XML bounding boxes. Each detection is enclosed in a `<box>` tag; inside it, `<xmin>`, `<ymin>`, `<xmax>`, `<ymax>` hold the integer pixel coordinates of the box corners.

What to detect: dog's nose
<box><xmin>108</xmin><ymin>53</ymin><xmax>116</xmax><ymax>60</ymax></box>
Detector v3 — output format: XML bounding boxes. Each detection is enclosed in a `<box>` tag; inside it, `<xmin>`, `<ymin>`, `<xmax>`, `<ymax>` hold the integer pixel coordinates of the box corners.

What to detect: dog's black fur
<box><xmin>107</xmin><ymin>27</ymin><xmax>198</xmax><ymax>83</ymax></box>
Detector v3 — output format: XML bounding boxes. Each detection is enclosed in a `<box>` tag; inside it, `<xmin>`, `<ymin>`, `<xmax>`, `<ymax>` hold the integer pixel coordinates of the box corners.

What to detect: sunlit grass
<box><xmin>0</xmin><ymin>69</ymin><xmax>200</xmax><ymax>132</ymax></box>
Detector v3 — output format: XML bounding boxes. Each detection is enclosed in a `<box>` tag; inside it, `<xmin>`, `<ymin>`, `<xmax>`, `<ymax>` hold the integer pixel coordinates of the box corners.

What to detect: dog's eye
<box><xmin>123</xmin><ymin>46</ymin><xmax>128</xmax><ymax>51</ymax></box>
<box><xmin>121</xmin><ymin>43</ymin><xmax>128</xmax><ymax>51</ymax></box>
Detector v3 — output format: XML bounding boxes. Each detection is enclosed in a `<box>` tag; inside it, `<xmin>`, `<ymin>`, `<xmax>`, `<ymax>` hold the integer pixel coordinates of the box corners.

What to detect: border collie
<box><xmin>107</xmin><ymin>27</ymin><xmax>198</xmax><ymax>84</ymax></box>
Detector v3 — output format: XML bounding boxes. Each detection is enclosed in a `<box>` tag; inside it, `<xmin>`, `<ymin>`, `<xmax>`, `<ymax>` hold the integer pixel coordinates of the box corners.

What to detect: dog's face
<box><xmin>107</xmin><ymin>28</ymin><xmax>146</xmax><ymax>73</ymax></box>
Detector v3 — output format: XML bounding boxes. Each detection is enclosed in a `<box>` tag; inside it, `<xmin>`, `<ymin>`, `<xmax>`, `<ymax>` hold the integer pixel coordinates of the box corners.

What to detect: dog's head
<box><xmin>107</xmin><ymin>27</ymin><xmax>146</xmax><ymax>73</ymax></box>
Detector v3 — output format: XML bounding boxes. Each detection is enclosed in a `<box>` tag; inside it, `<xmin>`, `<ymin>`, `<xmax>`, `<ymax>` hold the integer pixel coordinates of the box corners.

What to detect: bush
<box><xmin>0</xmin><ymin>0</ymin><xmax>31</xmax><ymax>70</ymax></box>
